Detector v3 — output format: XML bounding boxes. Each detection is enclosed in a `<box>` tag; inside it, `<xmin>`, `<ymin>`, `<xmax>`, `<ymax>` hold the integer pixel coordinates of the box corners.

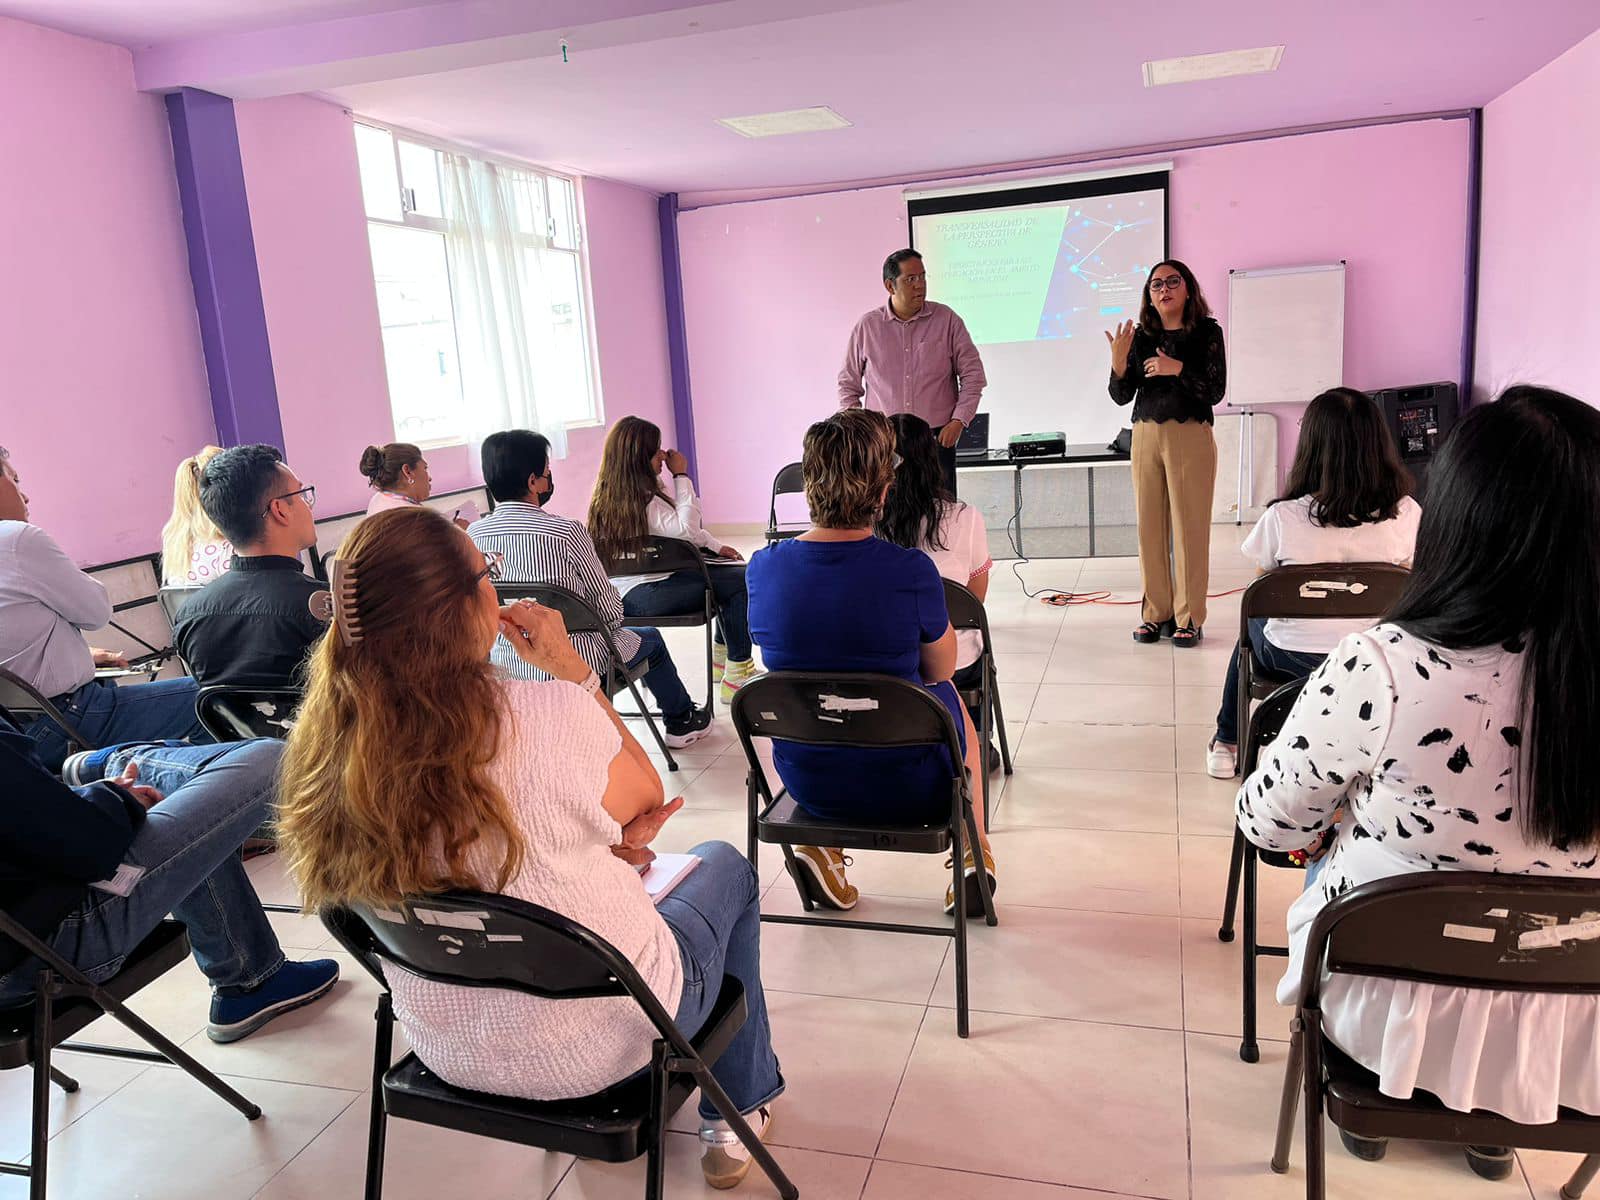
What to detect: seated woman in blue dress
<box><xmin>746</xmin><ymin>408</ymin><xmax>995</xmax><ymax>916</ymax></box>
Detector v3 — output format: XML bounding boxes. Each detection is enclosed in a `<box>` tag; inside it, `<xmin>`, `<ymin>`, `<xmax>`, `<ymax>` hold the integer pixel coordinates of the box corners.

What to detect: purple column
<box><xmin>657</xmin><ymin>192</ymin><xmax>699</xmax><ymax>480</ymax></box>
<box><xmin>166</xmin><ymin>87</ymin><xmax>284</xmax><ymax>449</ymax></box>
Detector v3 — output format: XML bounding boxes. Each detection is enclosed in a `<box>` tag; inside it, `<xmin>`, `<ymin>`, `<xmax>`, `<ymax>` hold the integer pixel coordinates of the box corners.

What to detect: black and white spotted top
<box><xmin>1238</xmin><ymin>623</ymin><xmax>1600</xmax><ymax>1123</ymax></box>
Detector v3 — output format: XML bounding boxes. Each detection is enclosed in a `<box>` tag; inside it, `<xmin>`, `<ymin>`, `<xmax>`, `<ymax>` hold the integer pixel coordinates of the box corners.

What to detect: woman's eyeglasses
<box><xmin>475</xmin><ymin>550</ymin><xmax>505</xmax><ymax>584</ymax></box>
<box><xmin>1149</xmin><ymin>275</ymin><xmax>1184</xmax><ymax>293</ymax></box>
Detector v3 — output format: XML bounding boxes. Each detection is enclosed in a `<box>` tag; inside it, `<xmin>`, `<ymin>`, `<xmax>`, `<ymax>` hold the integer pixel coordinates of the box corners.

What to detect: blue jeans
<box><xmin>29</xmin><ymin>676</ymin><xmax>211</xmax><ymax>772</ymax></box>
<box><xmin>0</xmin><ymin>739</ymin><xmax>286</xmax><ymax>1005</ymax></box>
<box><xmin>623</xmin><ymin>566</ymin><xmax>752</xmax><ymax>662</ymax></box>
<box><xmin>657</xmin><ymin>841</ymin><xmax>784</xmax><ymax>1121</ymax></box>
<box><xmin>623</xmin><ymin>627</ymin><xmax>695</xmax><ymax>722</ymax></box>
<box><xmin>1214</xmin><ymin>619</ymin><xmax>1326</xmax><ymax>745</ymax></box>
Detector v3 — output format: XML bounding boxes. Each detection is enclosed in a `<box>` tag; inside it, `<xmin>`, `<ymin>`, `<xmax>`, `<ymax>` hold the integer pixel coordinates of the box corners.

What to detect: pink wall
<box><xmin>232</xmin><ymin>101</ymin><xmax>674</xmax><ymax>521</ymax></box>
<box><xmin>680</xmin><ymin>118</ymin><xmax>1472</xmax><ymax>524</ymax></box>
<box><xmin>1476</xmin><ymin>28</ymin><xmax>1600</xmax><ymax>407</ymax></box>
<box><xmin>0</xmin><ymin>16</ymin><xmax>215</xmax><ymax>564</ymax></box>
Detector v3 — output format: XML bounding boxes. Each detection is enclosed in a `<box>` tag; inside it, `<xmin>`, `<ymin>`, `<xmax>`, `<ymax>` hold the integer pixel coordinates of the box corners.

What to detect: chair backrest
<box><xmin>1240</xmin><ymin>563</ymin><xmax>1410</xmax><ymax>631</ymax></box>
<box><xmin>730</xmin><ymin>671</ymin><xmax>964</xmax><ymax>758</ymax></box>
<box><xmin>1298</xmin><ymin>874</ymin><xmax>1600</xmax><ymax>1011</ymax></box>
<box><xmin>493</xmin><ymin>582</ymin><xmax>606</xmax><ymax>637</ymax></box>
<box><xmin>157</xmin><ymin>585</ymin><xmax>203</xmax><ymax>627</ymax></box>
<box><xmin>195</xmin><ymin>685</ymin><xmax>302</xmax><ymax>741</ymax></box>
<box><xmin>0</xmin><ymin>667</ymin><xmax>95</xmax><ymax>751</ymax></box>
<box><xmin>322</xmin><ymin>891</ymin><xmax>649</xmax><ymax>1003</ymax></box>
<box><xmin>606</xmin><ymin>537</ymin><xmax>712</xmax><ymax>582</ymax></box>
<box><xmin>942</xmin><ymin>579</ymin><xmax>992</xmax><ymax>644</ymax></box>
<box><xmin>1239</xmin><ymin>677</ymin><xmax>1307</xmax><ymax>778</ymax></box>
<box><xmin>767</xmin><ymin>462</ymin><xmax>805</xmax><ymax>530</ymax></box>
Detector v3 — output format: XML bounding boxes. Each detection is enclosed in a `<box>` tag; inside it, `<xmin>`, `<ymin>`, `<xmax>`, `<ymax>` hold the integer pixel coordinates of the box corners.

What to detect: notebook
<box><xmin>636</xmin><ymin>853</ymin><xmax>701</xmax><ymax>904</ymax></box>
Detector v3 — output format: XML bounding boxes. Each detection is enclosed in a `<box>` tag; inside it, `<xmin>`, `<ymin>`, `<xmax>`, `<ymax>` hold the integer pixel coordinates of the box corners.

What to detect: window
<box><xmin>354</xmin><ymin>122</ymin><xmax>601</xmax><ymax>447</ymax></box>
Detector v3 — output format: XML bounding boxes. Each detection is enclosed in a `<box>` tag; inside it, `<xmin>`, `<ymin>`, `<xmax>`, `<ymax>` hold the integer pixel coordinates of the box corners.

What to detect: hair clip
<box><xmin>328</xmin><ymin>556</ymin><xmax>364</xmax><ymax>646</ymax></box>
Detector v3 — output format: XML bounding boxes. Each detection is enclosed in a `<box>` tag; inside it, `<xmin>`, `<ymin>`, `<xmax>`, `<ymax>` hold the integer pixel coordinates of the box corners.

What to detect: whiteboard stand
<box><xmin>1233</xmin><ymin>409</ymin><xmax>1256</xmax><ymax>526</ymax></box>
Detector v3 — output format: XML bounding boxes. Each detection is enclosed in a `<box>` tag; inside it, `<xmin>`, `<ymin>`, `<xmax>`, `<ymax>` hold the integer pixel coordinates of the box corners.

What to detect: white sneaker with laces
<box><xmin>1206</xmin><ymin>739</ymin><xmax>1238</xmax><ymax>779</ymax></box>
<box><xmin>699</xmin><ymin>1103</ymin><xmax>775</xmax><ymax>1189</ymax></box>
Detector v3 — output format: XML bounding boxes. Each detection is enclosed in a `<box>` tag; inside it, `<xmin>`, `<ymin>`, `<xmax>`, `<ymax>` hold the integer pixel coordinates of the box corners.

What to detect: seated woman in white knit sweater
<box><xmin>276</xmin><ymin>506</ymin><xmax>784</xmax><ymax>1190</ymax></box>
<box><xmin>1237</xmin><ymin>386</ymin><xmax>1600</xmax><ymax>1184</ymax></box>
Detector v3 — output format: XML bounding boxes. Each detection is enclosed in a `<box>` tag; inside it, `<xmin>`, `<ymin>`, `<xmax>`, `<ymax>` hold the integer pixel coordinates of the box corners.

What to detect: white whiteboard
<box><xmin>1226</xmin><ymin>263</ymin><xmax>1345</xmax><ymax>408</ymax></box>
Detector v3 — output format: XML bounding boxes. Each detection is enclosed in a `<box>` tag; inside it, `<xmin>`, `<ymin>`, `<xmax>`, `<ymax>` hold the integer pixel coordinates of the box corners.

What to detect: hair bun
<box><xmin>359</xmin><ymin>445</ymin><xmax>385</xmax><ymax>479</ymax></box>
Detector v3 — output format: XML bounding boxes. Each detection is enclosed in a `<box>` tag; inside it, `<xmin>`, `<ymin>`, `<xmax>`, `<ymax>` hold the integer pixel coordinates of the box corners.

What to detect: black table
<box><xmin>956</xmin><ymin>444</ymin><xmax>1132</xmax><ymax>557</ymax></box>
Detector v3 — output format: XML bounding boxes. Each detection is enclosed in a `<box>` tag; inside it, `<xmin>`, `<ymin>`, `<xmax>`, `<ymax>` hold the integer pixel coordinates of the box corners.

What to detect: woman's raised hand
<box><xmin>1105</xmin><ymin>319</ymin><xmax>1135</xmax><ymax>376</ymax></box>
<box><xmin>498</xmin><ymin>599</ymin><xmax>589</xmax><ymax>680</ymax></box>
<box><xmin>664</xmin><ymin>449</ymin><xmax>690</xmax><ymax>476</ymax></box>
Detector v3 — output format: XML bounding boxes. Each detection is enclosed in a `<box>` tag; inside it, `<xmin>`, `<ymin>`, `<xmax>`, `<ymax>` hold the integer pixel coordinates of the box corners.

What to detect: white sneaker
<box><xmin>700</xmin><ymin>1103</ymin><xmax>775</xmax><ymax>1190</ymax></box>
<box><xmin>1206</xmin><ymin>739</ymin><xmax>1238</xmax><ymax>779</ymax></box>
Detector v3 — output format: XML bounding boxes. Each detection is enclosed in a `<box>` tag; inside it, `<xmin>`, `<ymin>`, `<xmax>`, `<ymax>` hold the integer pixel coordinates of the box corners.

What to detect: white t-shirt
<box><xmin>611</xmin><ymin>477</ymin><xmax>727</xmax><ymax>596</ymax></box>
<box><xmin>918</xmin><ymin>500</ymin><xmax>993</xmax><ymax>671</ymax></box>
<box><xmin>1240</xmin><ymin>495</ymin><xmax>1421</xmax><ymax>652</ymax></box>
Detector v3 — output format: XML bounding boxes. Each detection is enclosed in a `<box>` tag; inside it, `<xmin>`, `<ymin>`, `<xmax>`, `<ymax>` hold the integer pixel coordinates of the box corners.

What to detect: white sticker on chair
<box><xmin>1518</xmin><ymin>919</ymin><xmax>1600</xmax><ymax>950</ymax></box>
<box><xmin>1442</xmin><ymin>923</ymin><xmax>1497</xmax><ymax>943</ymax></box>
<box><xmin>819</xmin><ymin>694</ymin><xmax>880</xmax><ymax>712</ymax></box>
<box><xmin>415</xmin><ymin>908</ymin><xmax>489</xmax><ymax>931</ymax></box>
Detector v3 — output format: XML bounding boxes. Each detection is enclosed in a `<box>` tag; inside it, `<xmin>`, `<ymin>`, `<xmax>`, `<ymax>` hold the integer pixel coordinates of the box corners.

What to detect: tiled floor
<box><xmin>2</xmin><ymin>526</ymin><xmax>1578</xmax><ymax>1198</ymax></box>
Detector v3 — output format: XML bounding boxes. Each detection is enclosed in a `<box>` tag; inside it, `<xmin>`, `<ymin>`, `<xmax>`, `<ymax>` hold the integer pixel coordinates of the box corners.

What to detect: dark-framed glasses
<box><xmin>262</xmin><ymin>485</ymin><xmax>315</xmax><ymax>516</ymax></box>
<box><xmin>1149</xmin><ymin>275</ymin><xmax>1185</xmax><ymax>293</ymax></box>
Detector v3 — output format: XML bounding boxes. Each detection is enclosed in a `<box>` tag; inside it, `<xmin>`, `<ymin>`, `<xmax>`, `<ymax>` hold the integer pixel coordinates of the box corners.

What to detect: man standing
<box><xmin>838</xmin><ymin>249</ymin><xmax>987</xmax><ymax>494</ymax></box>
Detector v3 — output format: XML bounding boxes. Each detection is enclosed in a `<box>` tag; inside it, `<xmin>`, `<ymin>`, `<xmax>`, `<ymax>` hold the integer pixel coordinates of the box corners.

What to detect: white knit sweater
<box><xmin>384</xmin><ymin>679</ymin><xmax>685</xmax><ymax>1100</ymax></box>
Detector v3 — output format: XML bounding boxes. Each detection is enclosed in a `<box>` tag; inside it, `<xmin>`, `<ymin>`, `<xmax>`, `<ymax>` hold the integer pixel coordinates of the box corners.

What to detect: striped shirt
<box><xmin>468</xmin><ymin>501</ymin><xmax>641</xmax><ymax>680</ymax></box>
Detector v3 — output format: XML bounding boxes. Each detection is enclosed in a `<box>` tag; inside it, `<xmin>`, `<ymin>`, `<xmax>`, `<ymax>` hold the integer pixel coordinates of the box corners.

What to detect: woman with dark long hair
<box><xmin>1106</xmin><ymin>258</ymin><xmax>1226</xmax><ymax>648</ymax></box>
<box><xmin>875</xmin><ymin>414</ymin><xmax>997</xmax><ymax>767</ymax></box>
<box><xmin>1238</xmin><ymin>386</ymin><xmax>1600</xmax><ymax>1178</ymax></box>
<box><xmin>1205</xmin><ymin>388</ymin><xmax>1418</xmax><ymax>777</ymax></box>
<box><xmin>588</xmin><ymin>416</ymin><xmax>761</xmax><ymax>704</ymax></box>
<box><xmin>277</xmin><ymin>507</ymin><xmax>783</xmax><ymax>1188</ymax></box>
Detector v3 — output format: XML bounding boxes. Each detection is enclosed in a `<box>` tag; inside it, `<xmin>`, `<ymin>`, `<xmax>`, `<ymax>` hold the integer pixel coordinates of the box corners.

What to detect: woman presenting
<box><xmin>1107</xmin><ymin>259</ymin><xmax>1227</xmax><ymax>647</ymax></box>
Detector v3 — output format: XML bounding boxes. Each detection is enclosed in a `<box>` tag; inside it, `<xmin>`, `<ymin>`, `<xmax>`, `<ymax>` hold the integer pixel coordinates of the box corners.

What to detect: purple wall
<box><xmin>0</xmin><ymin>17</ymin><xmax>215</xmax><ymax>564</ymax></box>
<box><xmin>1475</xmin><ymin>28</ymin><xmax>1600</xmax><ymax>406</ymax></box>
<box><xmin>679</xmin><ymin>118</ymin><xmax>1474</xmax><ymax>525</ymax></box>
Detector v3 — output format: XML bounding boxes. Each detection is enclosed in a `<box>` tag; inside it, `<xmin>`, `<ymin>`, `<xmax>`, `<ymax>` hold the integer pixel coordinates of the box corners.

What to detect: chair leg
<box><xmin>693</xmin><ymin>1062</ymin><xmax>799</xmax><ymax>1200</ymax></box>
<box><xmin>962</xmin><ymin>801</ymin><xmax>997</xmax><ymax>927</ymax></box>
<box><xmin>1218</xmin><ymin>826</ymin><xmax>1245</xmax><ymax>942</ymax></box>
<box><xmin>1240</xmin><ymin>849</ymin><xmax>1261</xmax><ymax>1063</ymax></box>
<box><xmin>365</xmin><ymin>994</ymin><xmax>394</xmax><ymax>1200</ymax></box>
<box><xmin>778</xmin><ymin>844</ymin><xmax>814</xmax><ymax>912</ymax></box>
<box><xmin>1270</xmin><ymin>1024</ymin><xmax>1304</xmax><ymax>1173</ymax></box>
<box><xmin>645</xmin><ymin>1041</ymin><xmax>668</xmax><ymax>1200</ymax></box>
<box><xmin>952</xmin><ymin>825</ymin><xmax>970</xmax><ymax>1039</ymax></box>
<box><xmin>625</xmin><ymin>676</ymin><xmax>678</xmax><ymax>773</ymax></box>
<box><xmin>987</xmin><ymin>657</ymin><xmax>1013</xmax><ymax>777</ymax></box>
<box><xmin>977</xmin><ymin>670</ymin><xmax>994</xmax><ymax>827</ymax></box>
<box><xmin>31</xmin><ymin>978</ymin><xmax>54</xmax><ymax>1200</ymax></box>
<box><xmin>49</xmin><ymin>1066</ymin><xmax>79</xmax><ymax>1093</ymax></box>
<box><xmin>702</xmin><ymin>625</ymin><xmax>715</xmax><ymax>712</ymax></box>
<box><xmin>1303</xmin><ymin>1032</ymin><xmax>1327</xmax><ymax>1200</ymax></box>
<box><xmin>1563</xmin><ymin>1154</ymin><xmax>1600</xmax><ymax>1200</ymax></box>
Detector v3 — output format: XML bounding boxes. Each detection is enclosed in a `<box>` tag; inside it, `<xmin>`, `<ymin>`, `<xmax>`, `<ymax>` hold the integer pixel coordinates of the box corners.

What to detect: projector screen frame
<box><xmin>906</xmin><ymin>169</ymin><xmax>1170</xmax><ymax>257</ymax></box>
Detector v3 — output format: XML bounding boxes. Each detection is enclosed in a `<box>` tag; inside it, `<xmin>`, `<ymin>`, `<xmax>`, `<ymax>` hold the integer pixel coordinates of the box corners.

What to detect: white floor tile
<box><xmin>552</xmin><ymin>1136</ymin><xmax>869</xmax><ymax>1199</ymax></box>
<box><xmin>1012</xmin><ymin>721</ymin><xmax>1175</xmax><ymax>772</ymax></box>
<box><xmin>994</xmin><ymin>767</ymin><xmax>1176</xmax><ymax>834</ymax></box>
<box><xmin>1030</xmin><ymin>683</ymin><xmax>1174</xmax><ymax>725</ymax></box>
<box><xmin>863</xmin><ymin>1160</ymin><xmax>1133</xmax><ymax>1198</ymax></box>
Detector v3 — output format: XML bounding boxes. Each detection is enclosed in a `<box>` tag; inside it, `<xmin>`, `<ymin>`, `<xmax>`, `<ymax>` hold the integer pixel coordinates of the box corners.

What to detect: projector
<box><xmin>1008</xmin><ymin>431</ymin><xmax>1066</xmax><ymax>459</ymax></box>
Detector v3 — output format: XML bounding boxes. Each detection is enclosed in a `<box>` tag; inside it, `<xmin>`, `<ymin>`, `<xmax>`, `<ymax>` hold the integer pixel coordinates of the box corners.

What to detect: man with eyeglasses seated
<box><xmin>838</xmin><ymin>248</ymin><xmax>987</xmax><ymax>496</ymax></box>
<box><xmin>0</xmin><ymin>443</ymin><xmax>209</xmax><ymax>773</ymax></box>
<box><xmin>174</xmin><ymin>445</ymin><xmax>333</xmax><ymax>692</ymax></box>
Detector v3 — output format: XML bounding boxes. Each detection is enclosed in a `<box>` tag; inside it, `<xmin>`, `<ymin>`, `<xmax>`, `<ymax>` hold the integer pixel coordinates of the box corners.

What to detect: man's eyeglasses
<box><xmin>262</xmin><ymin>485</ymin><xmax>315</xmax><ymax>516</ymax></box>
<box><xmin>896</xmin><ymin>273</ymin><xmax>927</xmax><ymax>287</ymax></box>
<box><xmin>1149</xmin><ymin>275</ymin><xmax>1185</xmax><ymax>293</ymax></box>
<box><xmin>475</xmin><ymin>550</ymin><xmax>504</xmax><ymax>584</ymax></box>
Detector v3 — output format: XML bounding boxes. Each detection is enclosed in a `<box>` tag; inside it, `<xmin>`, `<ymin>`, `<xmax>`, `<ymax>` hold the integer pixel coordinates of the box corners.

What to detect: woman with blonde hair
<box><xmin>746</xmin><ymin>407</ymin><xmax>996</xmax><ymax>916</ymax></box>
<box><xmin>275</xmin><ymin>506</ymin><xmax>782</xmax><ymax>1189</ymax></box>
<box><xmin>588</xmin><ymin>416</ymin><xmax>760</xmax><ymax>704</ymax></box>
<box><xmin>160</xmin><ymin>445</ymin><xmax>232</xmax><ymax>585</ymax></box>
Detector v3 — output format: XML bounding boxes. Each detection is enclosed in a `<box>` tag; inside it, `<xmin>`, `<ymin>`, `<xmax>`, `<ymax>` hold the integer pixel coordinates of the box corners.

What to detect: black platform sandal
<box><xmin>1132</xmin><ymin>619</ymin><xmax>1173</xmax><ymax>644</ymax></box>
<box><xmin>1172</xmin><ymin>623</ymin><xmax>1203</xmax><ymax>648</ymax></box>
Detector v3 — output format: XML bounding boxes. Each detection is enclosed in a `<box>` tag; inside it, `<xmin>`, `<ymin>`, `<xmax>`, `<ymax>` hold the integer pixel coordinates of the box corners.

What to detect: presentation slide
<box><xmin>911</xmin><ymin>184</ymin><xmax>1165</xmax><ymax>449</ymax></box>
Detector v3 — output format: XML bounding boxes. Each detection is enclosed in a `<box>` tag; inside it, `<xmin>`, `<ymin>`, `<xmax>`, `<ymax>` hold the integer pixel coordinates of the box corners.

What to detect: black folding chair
<box><xmin>0</xmin><ymin>667</ymin><xmax>97</xmax><ymax>755</ymax></box>
<box><xmin>1233</xmin><ymin>563</ymin><xmax>1409</xmax><ymax>760</ymax></box>
<box><xmin>731</xmin><ymin>672</ymin><xmax>996</xmax><ymax>1037</ymax></box>
<box><xmin>943</xmin><ymin>578</ymin><xmax>1014</xmax><ymax>799</ymax></box>
<box><xmin>494</xmin><ymin>582</ymin><xmax>679</xmax><ymax>772</ymax></box>
<box><xmin>156</xmin><ymin>584</ymin><xmax>203</xmax><ymax>628</ymax></box>
<box><xmin>195</xmin><ymin>684</ymin><xmax>302</xmax><ymax>742</ymax></box>
<box><xmin>607</xmin><ymin>537</ymin><xmax>723</xmax><ymax>711</ymax></box>
<box><xmin>321</xmin><ymin>893</ymin><xmax>798</xmax><ymax>1200</ymax></box>
<box><xmin>1270</xmin><ymin>873</ymin><xmax>1600</xmax><ymax>1200</ymax></box>
<box><xmin>0</xmin><ymin>910</ymin><xmax>262</xmax><ymax>1199</ymax></box>
<box><xmin>1219</xmin><ymin>677</ymin><xmax>1307</xmax><ymax>1062</ymax></box>
<box><xmin>764</xmin><ymin>463</ymin><xmax>806</xmax><ymax>543</ymax></box>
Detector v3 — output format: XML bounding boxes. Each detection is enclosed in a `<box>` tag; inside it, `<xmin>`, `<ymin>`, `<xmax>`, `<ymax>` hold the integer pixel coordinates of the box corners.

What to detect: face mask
<box><xmin>541</xmin><ymin>473</ymin><xmax>556</xmax><ymax>505</ymax></box>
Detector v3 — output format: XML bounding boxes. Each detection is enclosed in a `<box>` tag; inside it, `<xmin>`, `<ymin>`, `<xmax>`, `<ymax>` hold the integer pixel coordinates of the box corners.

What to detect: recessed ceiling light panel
<box><xmin>1142</xmin><ymin>45</ymin><xmax>1284</xmax><ymax>87</ymax></box>
<box><xmin>716</xmin><ymin>106</ymin><xmax>853</xmax><ymax>138</ymax></box>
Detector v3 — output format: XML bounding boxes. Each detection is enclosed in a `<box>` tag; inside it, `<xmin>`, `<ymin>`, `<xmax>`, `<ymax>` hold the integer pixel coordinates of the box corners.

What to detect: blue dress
<box><xmin>746</xmin><ymin>536</ymin><xmax>967</xmax><ymax>825</ymax></box>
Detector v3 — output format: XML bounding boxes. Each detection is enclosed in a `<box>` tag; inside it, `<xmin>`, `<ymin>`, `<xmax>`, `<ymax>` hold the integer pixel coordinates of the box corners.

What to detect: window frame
<box><xmin>354</xmin><ymin>117</ymin><xmax>606</xmax><ymax>447</ymax></box>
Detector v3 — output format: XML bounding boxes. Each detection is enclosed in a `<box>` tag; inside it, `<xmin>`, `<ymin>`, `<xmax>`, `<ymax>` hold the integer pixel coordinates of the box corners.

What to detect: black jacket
<box><xmin>0</xmin><ymin>715</ymin><xmax>147</xmax><ymax>975</ymax></box>
<box><xmin>174</xmin><ymin>554</ymin><xmax>331</xmax><ymax>689</ymax></box>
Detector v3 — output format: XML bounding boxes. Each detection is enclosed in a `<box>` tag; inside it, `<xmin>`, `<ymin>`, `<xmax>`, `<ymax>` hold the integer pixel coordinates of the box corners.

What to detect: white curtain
<box><xmin>441</xmin><ymin>153</ymin><xmax>567</xmax><ymax>459</ymax></box>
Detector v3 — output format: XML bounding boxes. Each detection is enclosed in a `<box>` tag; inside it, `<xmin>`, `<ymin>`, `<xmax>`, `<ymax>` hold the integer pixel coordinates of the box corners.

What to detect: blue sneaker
<box><xmin>207</xmin><ymin>959</ymin><xmax>340</xmax><ymax>1043</ymax></box>
<box><xmin>61</xmin><ymin>740</ymin><xmax>188</xmax><ymax>786</ymax></box>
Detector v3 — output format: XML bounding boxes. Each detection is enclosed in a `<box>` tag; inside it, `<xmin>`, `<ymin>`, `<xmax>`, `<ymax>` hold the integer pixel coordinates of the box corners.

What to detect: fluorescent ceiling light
<box><xmin>1142</xmin><ymin>45</ymin><xmax>1284</xmax><ymax>87</ymax></box>
<box><xmin>716</xmin><ymin>106</ymin><xmax>852</xmax><ymax>138</ymax></box>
